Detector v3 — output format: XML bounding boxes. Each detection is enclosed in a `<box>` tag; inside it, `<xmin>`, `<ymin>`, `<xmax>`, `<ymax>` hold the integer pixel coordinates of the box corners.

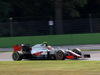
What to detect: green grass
<box><xmin>0</xmin><ymin>61</ymin><xmax>100</xmax><ymax>75</ymax></box>
<box><xmin>80</xmin><ymin>49</ymin><xmax>100</xmax><ymax>51</ymax></box>
<box><xmin>1</xmin><ymin>33</ymin><xmax>100</xmax><ymax>48</ymax></box>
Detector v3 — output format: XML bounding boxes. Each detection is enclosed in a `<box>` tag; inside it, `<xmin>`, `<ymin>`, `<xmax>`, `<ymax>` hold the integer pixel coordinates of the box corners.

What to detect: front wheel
<box><xmin>12</xmin><ymin>51</ymin><xmax>23</xmax><ymax>61</ymax></box>
<box><xmin>55</xmin><ymin>50</ymin><xmax>66</xmax><ymax>60</ymax></box>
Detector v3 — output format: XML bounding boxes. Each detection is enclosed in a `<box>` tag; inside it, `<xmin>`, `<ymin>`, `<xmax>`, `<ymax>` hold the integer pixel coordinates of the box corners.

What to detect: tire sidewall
<box><xmin>55</xmin><ymin>50</ymin><xmax>66</xmax><ymax>60</ymax></box>
<box><xmin>12</xmin><ymin>51</ymin><xmax>22</xmax><ymax>61</ymax></box>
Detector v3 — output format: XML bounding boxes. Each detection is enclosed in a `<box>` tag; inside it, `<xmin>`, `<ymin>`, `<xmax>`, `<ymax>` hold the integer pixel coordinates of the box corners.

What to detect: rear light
<box><xmin>30</xmin><ymin>47</ymin><xmax>32</xmax><ymax>50</ymax></box>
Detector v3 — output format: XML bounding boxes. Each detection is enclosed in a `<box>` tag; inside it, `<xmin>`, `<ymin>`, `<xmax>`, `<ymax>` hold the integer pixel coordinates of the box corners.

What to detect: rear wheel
<box><xmin>55</xmin><ymin>50</ymin><xmax>66</xmax><ymax>60</ymax></box>
<box><xmin>12</xmin><ymin>51</ymin><xmax>23</xmax><ymax>61</ymax></box>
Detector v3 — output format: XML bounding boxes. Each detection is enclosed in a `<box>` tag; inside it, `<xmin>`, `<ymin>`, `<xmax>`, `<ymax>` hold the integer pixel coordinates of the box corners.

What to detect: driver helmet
<box><xmin>47</xmin><ymin>46</ymin><xmax>52</xmax><ymax>50</ymax></box>
<box><xmin>43</xmin><ymin>42</ymin><xmax>48</xmax><ymax>46</ymax></box>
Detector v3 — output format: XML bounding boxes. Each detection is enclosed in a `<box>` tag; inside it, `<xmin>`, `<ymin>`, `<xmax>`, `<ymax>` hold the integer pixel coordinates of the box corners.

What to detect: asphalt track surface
<box><xmin>0</xmin><ymin>44</ymin><xmax>100</xmax><ymax>61</ymax></box>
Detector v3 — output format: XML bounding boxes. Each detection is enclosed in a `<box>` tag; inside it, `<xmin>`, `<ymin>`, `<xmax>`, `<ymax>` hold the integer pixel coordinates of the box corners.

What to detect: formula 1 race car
<box><xmin>12</xmin><ymin>42</ymin><xmax>90</xmax><ymax>61</ymax></box>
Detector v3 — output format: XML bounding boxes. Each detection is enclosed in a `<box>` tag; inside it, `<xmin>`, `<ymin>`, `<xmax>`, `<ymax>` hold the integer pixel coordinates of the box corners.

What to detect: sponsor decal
<box><xmin>33</xmin><ymin>51</ymin><xmax>43</xmax><ymax>56</ymax></box>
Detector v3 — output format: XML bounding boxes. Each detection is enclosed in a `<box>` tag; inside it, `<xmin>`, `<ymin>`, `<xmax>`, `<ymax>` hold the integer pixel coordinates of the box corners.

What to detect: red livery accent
<box><xmin>66</xmin><ymin>56</ymin><xmax>74</xmax><ymax>59</ymax></box>
<box><xmin>14</xmin><ymin>45</ymin><xmax>22</xmax><ymax>52</ymax></box>
<box><xmin>69</xmin><ymin>52</ymin><xmax>82</xmax><ymax>58</ymax></box>
<box><xmin>66</xmin><ymin>52</ymin><xmax>81</xmax><ymax>59</ymax></box>
<box><xmin>33</xmin><ymin>51</ymin><xmax>43</xmax><ymax>56</ymax></box>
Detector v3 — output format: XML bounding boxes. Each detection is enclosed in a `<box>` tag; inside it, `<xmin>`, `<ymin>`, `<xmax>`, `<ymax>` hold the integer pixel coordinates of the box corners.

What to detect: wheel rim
<box><xmin>13</xmin><ymin>52</ymin><xmax>19</xmax><ymax>60</ymax></box>
<box><xmin>56</xmin><ymin>51</ymin><xmax>63</xmax><ymax>60</ymax></box>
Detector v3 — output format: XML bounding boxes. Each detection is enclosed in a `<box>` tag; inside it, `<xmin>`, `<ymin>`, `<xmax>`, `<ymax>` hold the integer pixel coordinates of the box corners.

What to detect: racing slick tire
<box><xmin>12</xmin><ymin>51</ymin><xmax>23</xmax><ymax>61</ymax></box>
<box><xmin>55</xmin><ymin>50</ymin><xmax>66</xmax><ymax>60</ymax></box>
<box><xmin>72</xmin><ymin>48</ymin><xmax>82</xmax><ymax>55</ymax></box>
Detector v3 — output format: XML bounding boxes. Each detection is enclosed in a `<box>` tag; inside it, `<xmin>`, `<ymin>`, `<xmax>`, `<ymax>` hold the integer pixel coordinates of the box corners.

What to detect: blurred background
<box><xmin>0</xmin><ymin>0</ymin><xmax>100</xmax><ymax>37</ymax></box>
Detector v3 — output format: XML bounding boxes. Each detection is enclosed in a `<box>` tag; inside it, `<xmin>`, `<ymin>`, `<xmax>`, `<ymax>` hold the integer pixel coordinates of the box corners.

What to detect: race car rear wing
<box><xmin>14</xmin><ymin>45</ymin><xmax>22</xmax><ymax>52</ymax></box>
<box><xmin>14</xmin><ymin>44</ymin><xmax>31</xmax><ymax>52</ymax></box>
